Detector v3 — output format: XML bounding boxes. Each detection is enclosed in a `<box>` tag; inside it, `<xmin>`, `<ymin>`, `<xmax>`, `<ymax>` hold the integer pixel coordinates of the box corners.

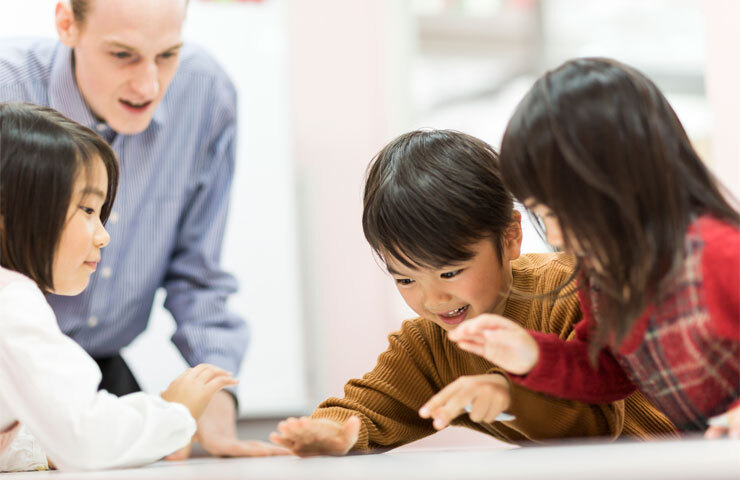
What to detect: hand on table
<box><xmin>448</xmin><ymin>314</ymin><xmax>540</xmax><ymax>375</ymax></box>
<box><xmin>161</xmin><ymin>364</ymin><xmax>238</xmax><ymax>420</ymax></box>
<box><xmin>705</xmin><ymin>404</ymin><xmax>740</xmax><ymax>440</ymax></box>
<box><xmin>419</xmin><ymin>373</ymin><xmax>511</xmax><ymax>430</ymax></box>
<box><xmin>269</xmin><ymin>416</ymin><xmax>361</xmax><ymax>457</ymax></box>
<box><xmin>165</xmin><ymin>385</ymin><xmax>290</xmax><ymax>460</ymax></box>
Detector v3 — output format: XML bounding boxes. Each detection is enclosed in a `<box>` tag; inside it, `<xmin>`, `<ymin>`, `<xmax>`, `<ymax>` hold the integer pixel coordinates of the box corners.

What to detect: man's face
<box><xmin>62</xmin><ymin>0</ymin><xmax>187</xmax><ymax>134</ymax></box>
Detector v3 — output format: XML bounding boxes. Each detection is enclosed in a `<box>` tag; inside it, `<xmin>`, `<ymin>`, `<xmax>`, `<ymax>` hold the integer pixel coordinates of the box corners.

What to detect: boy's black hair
<box><xmin>0</xmin><ymin>102</ymin><xmax>119</xmax><ymax>293</ymax></box>
<box><xmin>362</xmin><ymin>129</ymin><xmax>514</xmax><ymax>270</ymax></box>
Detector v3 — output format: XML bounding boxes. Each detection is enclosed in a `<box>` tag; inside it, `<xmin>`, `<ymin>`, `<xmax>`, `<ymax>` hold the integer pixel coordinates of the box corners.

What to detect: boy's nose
<box><xmin>423</xmin><ymin>291</ymin><xmax>453</xmax><ymax>312</ymax></box>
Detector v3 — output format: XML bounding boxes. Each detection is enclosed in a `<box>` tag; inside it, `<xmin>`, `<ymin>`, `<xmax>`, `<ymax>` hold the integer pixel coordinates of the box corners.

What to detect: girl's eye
<box><xmin>80</xmin><ymin>206</ymin><xmax>95</xmax><ymax>215</ymax></box>
<box><xmin>395</xmin><ymin>278</ymin><xmax>414</xmax><ymax>286</ymax></box>
<box><xmin>440</xmin><ymin>269</ymin><xmax>463</xmax><ymax>279</ymax></box>
<box><xmin>111</xmin><ymin>51</ymin><xmax>131</xmax><ymax>59</ymax></box>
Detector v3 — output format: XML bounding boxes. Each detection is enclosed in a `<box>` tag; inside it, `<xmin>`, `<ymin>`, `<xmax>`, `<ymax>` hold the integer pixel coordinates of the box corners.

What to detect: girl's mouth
<box><xmin>437</xmin><ymin>305</ymin><xmax>470</xmax><ymax>325</ymax></box>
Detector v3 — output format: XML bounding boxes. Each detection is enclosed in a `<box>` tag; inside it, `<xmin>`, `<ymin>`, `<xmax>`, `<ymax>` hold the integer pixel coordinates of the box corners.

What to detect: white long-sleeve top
<box><xmin>0</xmin><ymin>268</ymin><xmax>196</xmax><ymax>471</ymax></box>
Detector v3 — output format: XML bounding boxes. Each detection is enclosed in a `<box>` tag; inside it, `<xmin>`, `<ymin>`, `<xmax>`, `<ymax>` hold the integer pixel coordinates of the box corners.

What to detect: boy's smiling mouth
<box><xmin>436</xmin><ymin>305</ymin><xmax>470</xmax><ymax>325</ymax></box>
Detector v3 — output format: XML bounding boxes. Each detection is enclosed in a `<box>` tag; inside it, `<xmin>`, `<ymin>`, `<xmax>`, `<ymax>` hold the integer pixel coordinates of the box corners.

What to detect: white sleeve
<box><xmin>0</xmin><ymin>281</ymin><xmax>196</xmax><ymax>471</ymax></box>
<box><xmin>0</xmin><ymin>424</ymin><xmax>48</xmax><ymax>472</ymax></box>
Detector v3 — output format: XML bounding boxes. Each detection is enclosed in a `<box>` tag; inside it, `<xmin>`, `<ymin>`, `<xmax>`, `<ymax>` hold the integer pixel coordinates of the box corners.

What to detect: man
<box><xmin>0</xmin><ymin>0</ymin><xmax>283</xmax><ymax>458</ymax></box>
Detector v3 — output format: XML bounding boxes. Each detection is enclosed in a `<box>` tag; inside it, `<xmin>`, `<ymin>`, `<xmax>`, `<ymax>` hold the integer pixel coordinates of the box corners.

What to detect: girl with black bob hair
<box><xmin>0</xmin><ymin>102</ymin><xmax>236</xmax><ymax>472</ymax></box>
<box><xmin>450</xmin><ymin>58</ymin><xmax>740</xmax><ymax>437</ymax></box>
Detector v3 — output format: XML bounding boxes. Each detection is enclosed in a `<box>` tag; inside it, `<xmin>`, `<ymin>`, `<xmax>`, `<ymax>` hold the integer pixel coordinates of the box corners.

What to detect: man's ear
<box><xmin>504</xmin><ymin>210</ymin><xmax>523</xmax><ymax>261</ymax></box>
<box><xmin>55</xmin><ymin>1</ymin><xmax>81</xmax><ymax>48</ymax></box>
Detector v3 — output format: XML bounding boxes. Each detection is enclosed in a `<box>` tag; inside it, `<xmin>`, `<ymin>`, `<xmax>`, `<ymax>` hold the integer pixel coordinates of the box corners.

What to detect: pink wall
<box><xmin>705</xmin><ymin>0</ymin><xmax>740</xmax><ymax>202</ymax></box>
<box><xmin>288</xmin><ymin>0</ymin><xmax>399</xmax><ymax>401</ymax></box>
<box><xmin>287</xmin><ymin>0</ymin><xmax>507</xmax><ymax>449</ymax></box>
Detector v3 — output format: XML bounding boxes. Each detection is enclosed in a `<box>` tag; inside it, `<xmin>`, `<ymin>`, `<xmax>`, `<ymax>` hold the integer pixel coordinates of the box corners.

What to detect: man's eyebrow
<box><xmin>161</xmin><ymin>42</ymin><xmax>184</xmax><ymax>53</ymax></box>
<box><xmin>105</xmin><ymin>41</ymin><xmax>137</xmax><ymax>52</ymax></box>
<box><xmin>104</xmin><ymin>41</ymin><xmax>184</xmax><ymax>55</ymax></box>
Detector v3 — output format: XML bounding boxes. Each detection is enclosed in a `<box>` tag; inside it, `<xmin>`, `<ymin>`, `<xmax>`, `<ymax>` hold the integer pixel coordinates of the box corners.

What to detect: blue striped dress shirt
<box><xmin>0</xmin><ymin>38</ymin><xmax>249</xmax><ymax>376</ymax></box>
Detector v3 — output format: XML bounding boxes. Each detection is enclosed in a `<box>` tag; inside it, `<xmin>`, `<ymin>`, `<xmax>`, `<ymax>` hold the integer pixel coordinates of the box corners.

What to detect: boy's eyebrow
<box><xmin>386</xmin><ymin>265</ymin><xmax>403</xmax><ymax>276</ymax></box>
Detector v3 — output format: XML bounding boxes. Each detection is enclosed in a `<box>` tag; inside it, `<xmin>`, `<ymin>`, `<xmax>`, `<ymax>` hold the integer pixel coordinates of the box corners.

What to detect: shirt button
<box><xmin>96</xmin><ymin>123</ymin><xmax>106</xmax><ymax>132</ymax></box>
<box><xmin>88</xmin><ymin>316</ymin><xmax>99</xmax><ymax>328</ymax></box>
<box><xmin>101</xmin><ymin>266</ymin><xmax>112</xmax><ymax>278</ymax></box>
<box><xmin>109</xmin><ymin>211</ymin><xmax>119</xmax><ymax>224</ymax></box>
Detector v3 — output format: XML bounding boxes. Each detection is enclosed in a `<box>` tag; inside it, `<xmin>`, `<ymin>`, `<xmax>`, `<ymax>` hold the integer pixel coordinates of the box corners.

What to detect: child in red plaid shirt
<box><xmin>449</xmin><ymin>58</ymin><xmax>740</xmax><ymax>437</ymax></box>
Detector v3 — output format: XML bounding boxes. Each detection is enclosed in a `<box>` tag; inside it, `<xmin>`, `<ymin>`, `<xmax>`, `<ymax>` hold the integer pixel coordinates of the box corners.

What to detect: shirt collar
<box><xmin>48</xmin><ymin>43</ymin><xmax>167</xmax><ymax>134</ymax></box>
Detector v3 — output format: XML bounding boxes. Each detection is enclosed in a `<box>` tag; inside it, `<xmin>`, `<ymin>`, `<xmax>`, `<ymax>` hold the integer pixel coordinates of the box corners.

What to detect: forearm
<box><xmin>312</xmin><ymin>378</ymin><xmax>436</xmax><ymax>451</ymax></box>
<box><xmin>512</xmin><ymin>332</ymin><xmax>635</xmax><ymax>403</ymax></box>
<box><xmin>506</xmin><ymin>382</ymin><xmax>624</xmax><ymax>441</ymax></box>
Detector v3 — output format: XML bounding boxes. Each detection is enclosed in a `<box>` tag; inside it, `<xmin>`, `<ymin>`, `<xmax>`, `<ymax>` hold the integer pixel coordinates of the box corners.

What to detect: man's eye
<box><xmin>395</xmin><ymin>278</ymin><xmax>414</xmax><ymax>286</ymax></box>
<box><xmin>159</xmin><ymin>51</ymin><xmax>178</xmax><ymax>60</ymax></box>
<box><xmin>111</xmin><ymin>51</ymin><xmax>131</xmax><ymax>59</ymax></box>
<box><xmin>440</xmin><ymin>269</ymin><xmax>463</xmax><ymax>279</ymax></box>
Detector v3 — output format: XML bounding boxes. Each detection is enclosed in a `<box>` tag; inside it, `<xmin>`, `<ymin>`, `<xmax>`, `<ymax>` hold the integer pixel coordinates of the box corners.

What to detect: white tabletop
<box><xmin>5</xmin><ymin>437</ymin><xmax>739</xmax><ymax>480</ymax></box>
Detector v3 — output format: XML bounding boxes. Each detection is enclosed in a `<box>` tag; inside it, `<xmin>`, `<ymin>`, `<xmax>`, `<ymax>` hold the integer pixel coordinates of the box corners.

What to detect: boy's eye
<box><xmin>111</xmin><ymin>51</ymin><xmax>131</xmax><ymax>59</ymax></box>
<box><xmin>440</xmin><ymin>269</ymin><xmax>463</xmax><ymax>279</ymax></box>
<box><xmin>395</xmin><ymin>278</ymin><xmax>414</xmax><ymax>286</ymax></box>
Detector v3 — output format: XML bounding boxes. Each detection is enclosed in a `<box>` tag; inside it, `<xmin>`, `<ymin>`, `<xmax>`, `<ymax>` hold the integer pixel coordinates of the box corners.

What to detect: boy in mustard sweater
<box><xmin>270</xmin><ymin>130</ymin><xmax>676</xmax><ymax>456</ymax></box>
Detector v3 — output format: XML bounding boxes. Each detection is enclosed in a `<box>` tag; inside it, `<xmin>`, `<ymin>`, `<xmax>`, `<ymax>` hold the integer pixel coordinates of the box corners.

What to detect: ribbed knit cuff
<box><xmin>509</xmin><ymin>331</ymin><xmax>561</xmax><ymax>390</ymax></box>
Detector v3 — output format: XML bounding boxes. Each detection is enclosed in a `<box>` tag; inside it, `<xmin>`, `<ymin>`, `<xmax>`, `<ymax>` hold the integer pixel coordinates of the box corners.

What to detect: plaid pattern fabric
<box><xmin>588</xmin><ymin>232</ymin><xmax>740</xmax><ymax>432</ymax></box>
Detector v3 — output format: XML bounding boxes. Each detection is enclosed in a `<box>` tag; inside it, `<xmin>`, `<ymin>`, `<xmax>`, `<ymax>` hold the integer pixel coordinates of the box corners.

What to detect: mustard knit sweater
<box><xmin>312</xmin><ymin>253</ymin><xmax>677</xmax><ymax>451</ymax></box>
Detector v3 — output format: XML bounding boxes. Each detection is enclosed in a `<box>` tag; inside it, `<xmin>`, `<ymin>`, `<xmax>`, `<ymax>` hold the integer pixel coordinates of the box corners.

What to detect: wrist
<box><xmin>523</xmin><ymin>334</ymin><xmax>540</xmax><ymax>374</ymax></box>
<box><xmin>220</xmin><ymin>388</ymin><xmax>240</xmax><ymax>412</ymax></box>
<box><xmin>489</xmin><ymin>372</ymin><xmax>512</xmax><ymax>410</ymax></box>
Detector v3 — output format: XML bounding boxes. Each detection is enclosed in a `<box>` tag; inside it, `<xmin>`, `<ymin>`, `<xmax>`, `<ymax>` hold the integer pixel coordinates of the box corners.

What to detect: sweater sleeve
<box><xmin>0</xmin><ymin>281</ymin><xmax>196</xmax><ymax>472</ymax></box>
<box><xmin>701</xmin><ymin>221</ymin><xmax>740</xmax><ymax>414</ymax></box>
<box><xmin>700</xmin><ymin>221</ymin><xmax>740</xmax><ymax>340</ymax></box>
<box><xmin>512</xmin><ymin>291</ymin><xmax>636</xmax><ymax>403</ymax></box>
<box><xmin>311</xmin><ymin>321</ymin><xmax>441</xmax><ymax>451</ymax></box>
<box><xmin>313</xmin><ymin>317</ymin><xmax>624</xmax><ymax>449</ymax></box>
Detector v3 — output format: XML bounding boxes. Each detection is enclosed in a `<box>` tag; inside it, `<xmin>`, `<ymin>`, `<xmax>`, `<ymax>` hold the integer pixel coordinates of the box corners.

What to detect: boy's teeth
<box><xmin>445</xmin><ymin>306</ymin><xmax>466</xmax><ymax>316</ymax></box>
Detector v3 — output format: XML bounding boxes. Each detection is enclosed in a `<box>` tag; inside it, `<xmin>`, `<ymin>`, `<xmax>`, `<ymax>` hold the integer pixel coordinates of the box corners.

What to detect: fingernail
<box><xmin>433</xmin><ymin>419</ymin><xmax>444</xmax><ymax>429</ymax></box>
<box><xmin>419</xmin><ymin>407</ymin><xmax>429</xmax><ymax>417</ymax></box>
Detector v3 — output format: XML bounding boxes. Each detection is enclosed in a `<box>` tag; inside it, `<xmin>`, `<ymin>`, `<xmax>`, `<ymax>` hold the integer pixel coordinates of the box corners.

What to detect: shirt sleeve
<box><xmin>311</xmin><ymin>322</ymin><xmax>441</xmax><ymax>451</ymax></box>
<box><xmin>512</xmin><ymin>292</ymin><xmax>636</xmax><ymax>403</ymax></box>
<box><xmin>162</xmin><ymin>81</ymin><xmax>249</xmax><ymax>376</ymax></box>
<box><xmin>0</xmin><ymin>282</ymin><xmax>196</xmax><ymax>471</ymax></box>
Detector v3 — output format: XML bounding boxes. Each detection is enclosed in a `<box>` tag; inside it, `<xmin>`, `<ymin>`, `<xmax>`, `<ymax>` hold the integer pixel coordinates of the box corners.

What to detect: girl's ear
<box><xmin>504</xmin><ymin>210</ymin><xmax>523</xmax><ymax>261</ymax></box>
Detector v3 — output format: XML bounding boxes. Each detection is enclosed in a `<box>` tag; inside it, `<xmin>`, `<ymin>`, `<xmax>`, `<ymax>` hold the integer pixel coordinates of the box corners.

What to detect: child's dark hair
<box><xmin>0</xmin><ymin>102</ymin><xmax>119</xmax><ymax>293</ymax></box>
<box><xmin>499</xmin><ymin>57</ymin><xmax>740</xmax><ymax>356</ymax></box>
<box><xmin>363</xmin><ymin>129</ymin><xmax>514</xmax><ymax>270</ymax></box>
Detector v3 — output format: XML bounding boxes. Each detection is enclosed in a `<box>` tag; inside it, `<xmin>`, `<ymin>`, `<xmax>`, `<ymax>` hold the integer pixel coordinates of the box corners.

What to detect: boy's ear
<box><xmin>504</xmin><ymin>210</ymin><xmax>523</xmax><ymax>261</ymax></box>
<box><xmin>55</xmin><ymin>1</ymin><xmax>81</xmax><ymax>48</ymax></box>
